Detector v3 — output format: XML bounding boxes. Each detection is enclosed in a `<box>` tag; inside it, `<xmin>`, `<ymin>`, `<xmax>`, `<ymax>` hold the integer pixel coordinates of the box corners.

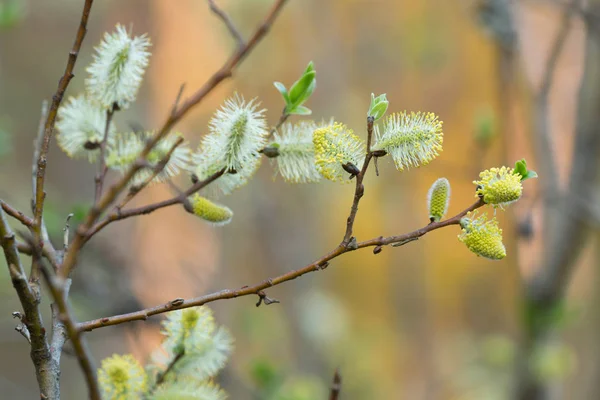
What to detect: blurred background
<box><xmin>0</xmin><ymin>0</ymin><xmax>597</xmax><ymax>398</ymax></box>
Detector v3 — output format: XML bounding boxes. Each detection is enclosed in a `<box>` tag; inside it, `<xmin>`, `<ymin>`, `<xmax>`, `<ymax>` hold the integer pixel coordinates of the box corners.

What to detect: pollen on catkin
<box><xmin>372</xmin><ymin>111</ymin><xmax>443</xmax><ymax>171</ymax></box>
<box><xmin>458</xmin><ymin>211</ymin><xmax>506</xmax><ymax>260</ymax></box>
<box><xmin>98</xmin><ymin>354</ymin><xmax>147</xmax><ymax>400</ymax></box>
<box><xmin>427</xmin><ymin>177</ymin><xmax>450</xmax><ymax>222</ymax></box>
<box><xmin>56</xmin><ymin>95</ymin><xmax>116</xmax><ymax>162</ymax></box>
<box><xmin>189</xmin><ymin>194</ymin><xmax>233</xmax><ymax>226</ymax></box>
<box><xmin>474</xmin><ymin>166</ymin><xmax>523</xmax><ymax>207</ymax></box>
<box><xmin>86</xmin><ymin>24</ymin><xmax>151</xmax><ymax>110</ymax></box>
<box><xmin>271</xmin><ymin>120</ymin><xmax>323</xmax><ymax>183</ymax></box>
<box><xmin>313</xmin><ymin>122</ymin><xmax>365</xmax><ymax>182</ymax></box>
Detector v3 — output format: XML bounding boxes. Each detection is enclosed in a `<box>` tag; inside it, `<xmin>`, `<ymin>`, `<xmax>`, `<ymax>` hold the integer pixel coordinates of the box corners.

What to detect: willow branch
<box><xmin>329</xmin><ymin>369</ymin><xmax>342</xmax><ymax>400</ymax></box>
<box><xmin>342</xmin><ymin>116</ymin><xmax>375</xmax><ymax>245</ymax></box>
<box><xmin>0</xmin><ymin>200</ymin><xmax>33</xmax><ymax>227</ymax></box>
<box><xmin>0</xmin><ymin>209</ymin><xmax>56</xmax><ymax>398</ymax></box>
<box><xmin>39</xmin><ymin>265</ymin><xmax>100</xmax><ymax>400</ymax></box>
<box><xmin>115</xmin><ymin>137</ymin><xmax>184</xmax><ymax>211</ymax></box>
<box><xmin>534</xmin><ymin>0</ymin><xmax>579</xmax><ymax>202</ymax></box>
<box><xmin>77</xmin><ymin>198</ymin><xmax>485</xmax><ymax>333</ymax></box>
<box><xmin>33</xmin><ymin>0</ymin><xmax>94</xmax><ymax>241</ymax></box>
<box><xmin>94</xmin><ymin>107</ymin><xmax>116</xmax><ymax>205</ymax></box>
<box><xmin>207</xmin><ymin>0</ymin><xmax>244</xmax><ymax>48</ymax></box>
<box><xmin>60</xmin><ymin>0</ymin><xmax>289</xmax><ymax>280</ymax></box>
<box><xmin>83</xmin><ymin>167</ymin><xmax>226</xmax><ymax>242</ymax></box>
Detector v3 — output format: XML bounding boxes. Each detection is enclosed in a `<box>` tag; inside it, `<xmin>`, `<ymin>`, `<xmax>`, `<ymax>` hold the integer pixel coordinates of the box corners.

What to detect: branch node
<box><xmin>170</xmin><ymin>298</ymin><xmax>185</xmax><ymax>307</ymax></box>
<box><xmin>256</xmin><ymin>290</ymin><xmax>280</xmax><ymax>307</ymax></box>
<box><xmin>345</xmin><ymin>237</ymin><xmax>358</xmax><ymax>250</ymax></box>
<box><xmin>317</xmin><ymin>261</ymin><xmax>330</xmax><ymax>270</ymax></box>
<box><xmin>15</xmin><ymin>323</ymin><xmax>31</xmax><ymax>343</ymax></box>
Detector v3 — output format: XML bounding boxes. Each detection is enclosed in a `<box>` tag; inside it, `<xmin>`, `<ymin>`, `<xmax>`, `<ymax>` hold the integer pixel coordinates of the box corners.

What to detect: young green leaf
<box><xmin>288</xmin><ymin>105</ymin><xmax>312</xmax><ymax>116</ymax></box>
<box><xmin>368</xmin><ymin>93</ymin><xmax>389</xmax><ymax>121</ymax></box>
<box><xmin>513</xmin><ymin>159</ymin><xmax>537</xmax><ymax>181</ymax></box>
<box><xmin>273</xmin><ymin>82</ymin><xmax>289</xmax><ymax>103</ymax></box>
<box><xmin>288</xmin><ymin>70</ymin><xmax>316</xmax><ymax>109</ymax></box>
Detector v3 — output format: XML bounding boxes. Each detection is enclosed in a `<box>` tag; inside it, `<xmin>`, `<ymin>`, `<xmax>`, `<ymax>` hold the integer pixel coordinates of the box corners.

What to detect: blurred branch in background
<box><xmin>519</xmin><ymin>0</ymin><xmax>600</xmax><ymax>398</ymax></box>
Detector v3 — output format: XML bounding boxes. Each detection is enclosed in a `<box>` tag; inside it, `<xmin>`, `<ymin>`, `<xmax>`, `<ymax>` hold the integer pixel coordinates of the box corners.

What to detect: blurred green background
<box><xmin>0</xmin><ymin>0</ymin><xmax>595</xmax><ymax>399</ymax></box>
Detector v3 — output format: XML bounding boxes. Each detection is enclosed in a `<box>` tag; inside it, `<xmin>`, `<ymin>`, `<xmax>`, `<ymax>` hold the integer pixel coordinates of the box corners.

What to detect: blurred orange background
<box><xmin>0</xmin><ymin>0</ymin><xmax>594</xmax><ymax>399</ymax></box>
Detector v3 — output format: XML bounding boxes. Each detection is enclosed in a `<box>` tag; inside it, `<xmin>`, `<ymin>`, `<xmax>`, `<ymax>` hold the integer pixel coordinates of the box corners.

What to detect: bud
<box><xmin>367</xmin><ymin>93</ymin><xmax>389</xmax><ymax>121</ymax></box>
<box><xmin>372</xmin><ymin>111</ymin><xmax>443</xmax><ymax>171</ymax></box>
<box><xmin>189</xmin><ymin>194</ymin><xmax>233</xmax><ymax>226</ymax></box>
<box><xmin>458</xmin><ymin>211</ymin><xmax>506</xmax><ymax>260</ymax></box>
<box><xmin>427</xmin><ymin>178</ymin><xmax>450</xmax><ymax>222</ymax></box>
<box><xmin>313</xmin><ymin>122</ymin><xmax>366</xmax><ymax>182</ymax></box>
<box><xmin>474</xmin><ymin>166</ymin><xmax>523</xmax><ymax>207</ymax></box>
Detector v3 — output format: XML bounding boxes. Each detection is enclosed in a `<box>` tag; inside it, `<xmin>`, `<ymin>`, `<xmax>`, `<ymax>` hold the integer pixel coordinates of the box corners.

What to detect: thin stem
<box><xmin>0</xmin><ymin>200</ymin><xmax>33</xmax><ymax>227</ymax></box>
<box><xmin>33</xmin><ymin>0</ymin><xmax>94</xmax><ymax>242</ymax></box>
<box><xmin>155</xmin><ymin>351</ymin><xmax>185</xmax><ymax>388</ymax></box>
<box><xmin>94</xmin><ymin>107</ymin><xmax>116</xmax><ymax>206</ymax></box>
<box><xmin>115</xmin><ymin>137</ymin><xmax>184</xmax><ymax>211</ymax></box>
<box><xmin>329</xmin><ymin>369</ymin><xmax>342</xmax><ymax>400</ymax></box>
<box><xmin>77</xmin><ymin>198</ymin><xmax>485</xmax><ymax>333</ymax></box>
<box><xmin>39</xmin><ymin>265</ymin><xmax>100</xmax><ymax>400</ymax></box>
<box><xmin>207</xmin><ymin>0</ymin><xmax>244</xmax><ymax>48</ymax></box>
<box><xmin>342</xmin><ymin>116</ymin><xmax>375</xmax><ymax>245</ymax></box>
<box><xmin>83</xmin><ymin>167</ymin><xmax>226</xmax><ymax>243</ymax></box>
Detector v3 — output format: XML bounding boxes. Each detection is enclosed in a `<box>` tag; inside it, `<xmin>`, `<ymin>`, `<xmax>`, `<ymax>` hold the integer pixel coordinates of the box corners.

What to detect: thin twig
<box><xmin>207</xmin><ymin>0</ymin><xmax>245</xmax><ymax>48</ymax></box>
<box><xmin>342</xmin><ymin>116</ymin><xmax>375</xmax><ymax>245</ymax></box>
<box><xmin>170</xmin><ymin>83</ymin><xmax>186</xmax><ymax>117</ymax></box>
<box><xmin>0</xmin><ymin>209</ymin><xmax>55</xmax><ymax>398</ymax></box>
<box><xmin>32</xmin><ymin>100</ymin><xmax>49</xmax><ymax>200</ymax></box>
<box><xmin>155</xmin><ymin>351</ymin><xmax>185</xmax><ymax>388</ymax></box>
<box><xmin>533</xmin><ymin>0</ymin><xmax>579</xmax><ymax>203</ymax></box>
<box><xmin>25</xmin><ymin>235</ymin><xmax>101</xmax><ymax>400</ymax></box>
<box><xmin>266</xmin><ymin>108</ymin><xmax>289</xmax><ymax>141</ymax></box>
<box><xmin>63</xmin><ymin>213</ymin><xmax>74</xmax><ymax>252</ymax></box>
<box><xmin>94</xmin><ymin>107</ymin><xmax>116</xmax><ymax>205</ymax></box>
<box><xmin>60</xmin><ymin>0</ymin><xmax>289</xmax><ymax>281</ymax></box>
<box><xmin>33</xmin><ymin>0</ymin><xmax>94</xmax><ymax>239</ymax></box>
<box><xmin>83</xmin><ymin>167</ymin><xmax>226</xmax><ymax>242</ymax></box>
<box><xmin>329</xmin><ymin>369</ymin><xmax>342</xmax><ymax>400</ymax></box>
<box><xmin>115</xmin><ymin>137</ymin><xmax>185</xmax><ymax>211</ymax></box>
<box><xmin>0</xmin><ymin>200</ymin><xmax>33</xmax><ymax>227</ymax></box>
<box><xmin>77</xmin><ymin>198</ymin><xmax>485</xmax><ymax>333</ymax></box>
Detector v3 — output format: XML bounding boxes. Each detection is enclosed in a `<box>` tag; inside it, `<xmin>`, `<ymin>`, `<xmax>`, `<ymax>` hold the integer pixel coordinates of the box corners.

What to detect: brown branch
<box><xmin>207</xmin><ymin>0</ymin><xmax>244</xmax><ymax>48</ymax></box>
<box><xmin>342</xmin><ymin>116</ymin><xmax>375</xmax><ymax>245</ymax></box>
<box><xmin>0</xmin><ymin>200</ymin><xmax>33</xmax><ymax>227</ymax></box>
<box><xmin>25</xmin><ymin>236</ymin><xmax>101</xmax><ymax>400</ymax></box>
<box><xmin>329</xmin><ymin>369</ymin><xmax>342</xmax><ymax>400</ymax></box>
<box><xmin>115</xmin><ymin>137</ymin><xmax>185</xmax><ymax>211</ymax></box>
<box><xmin>83</xmin><ymin>167</ymin><xmax>226</xmax><ymax>242</ymax></box>
<box><xmin>94</xmin><ymin>107</ymin><xmax>116</xmax><ymax>205</ymax></box>
<box><xmin>0</xmin><ymin>209</ymin><xmax>57</xmax><ymax>398</ymax></box>
<box><xmin>77</xmin><ymin>198</ymin><xmax>485</xmax><ymax>333</ymax></box>
<box><xmin>33</xmin><ymin>0</ymin><xmax>94</xmax><ymax>239</ymax></box>
<box><xmin>59</xmin><ymin>0</ymin><xmax>289</xmax><ymax>280</ymax></box>
<box><xmin>155</xmin><ymin>351</ymin><xmax>185</xmax><ymax>388</ymax></box>
<box><xmin>534</xmin><ymin>0</ymin><xmax>579</xmax><ymax>204</ymax></box>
